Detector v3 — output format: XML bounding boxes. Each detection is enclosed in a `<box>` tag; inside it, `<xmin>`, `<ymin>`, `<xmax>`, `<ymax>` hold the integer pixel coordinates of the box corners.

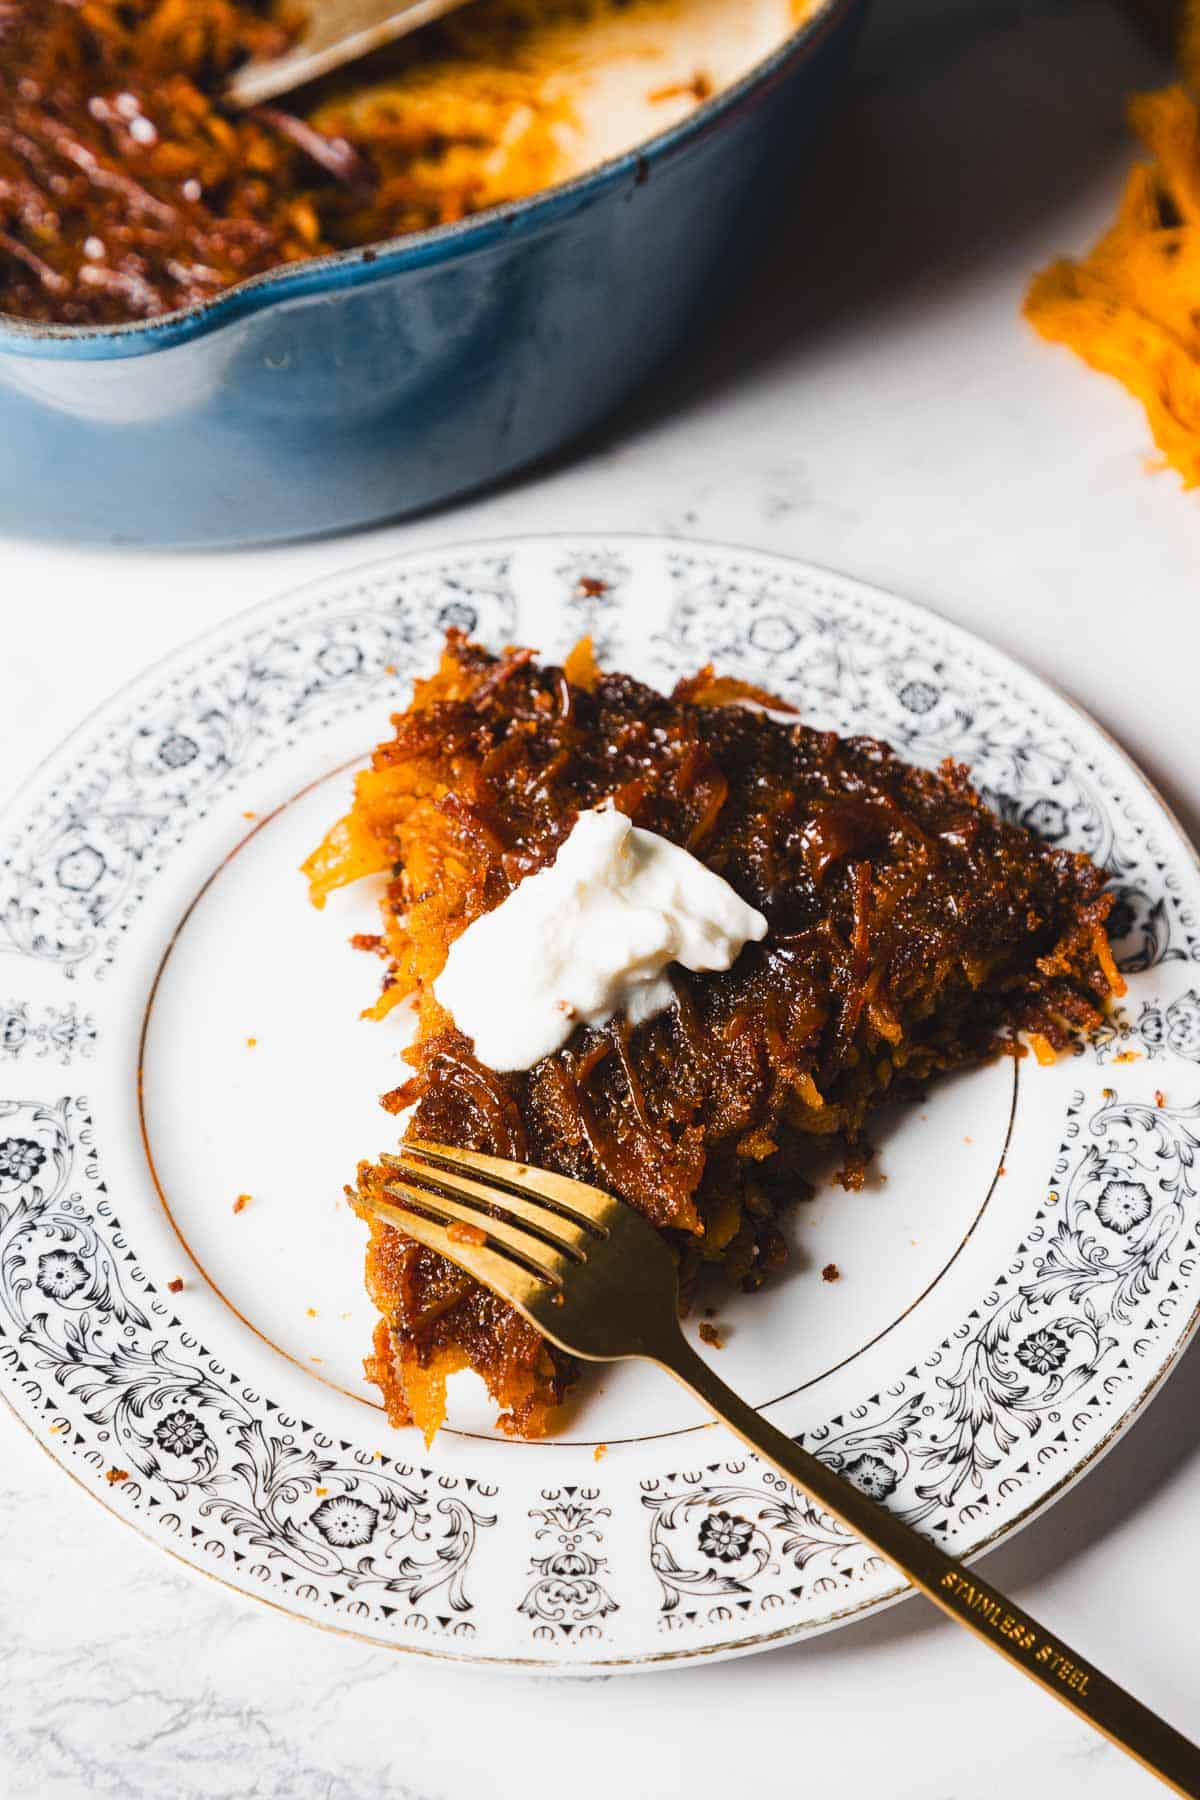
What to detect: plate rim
<box><xmin>4</xmin><ymin>528</ymin><xmax>1199</xmax><ymax>1674</ymax></box>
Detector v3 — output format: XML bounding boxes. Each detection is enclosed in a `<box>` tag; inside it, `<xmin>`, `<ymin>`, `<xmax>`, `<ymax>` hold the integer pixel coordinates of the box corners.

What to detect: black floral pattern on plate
<box><xmin>35</xmin><ymin>1249</ymin><xmax>89</xmax><ymax>1301</ymax></box>
<box><xmin>1014</xmin><ymin>1329</ymin><xmax>1068</xmax><ymax>1378</ymax></box>
<box><xmin>843</xmin><ymin>1453</ymin><xmax>898</xmax><ymax>1501</ymax></box>
<box><xmin>153</xmin><ymin>1410</ymin><xmax>209</xmax><ymax>1456</ymax></box>
<box><xmin>0</xmin><ymin>1136</ymin><xmax>46</xmax><ymax>1185</ymax></box>
<box><xmin>698</xmin><ymin>1510</ymin><xmax>755</xmax><ymax>1563</ymax></box>
<box><xmin>1095</xmin><ymin>1178</ymin><xmax>1153</xmax><ymax>1235</ymax></box>
<box><xmin>157</xmin><ymin>732</ymin><xmax>199</xmax><ymax>769</ymax></box>
<box><xmin>312</xmin><ymin>1495</ymin><xmax>379</xmax><ymax>1549</ymax></box>
<box><xmin>1165</xmin><ymin>993</ymin><xmax>1200</xmax><ymax>1059</ymax></box>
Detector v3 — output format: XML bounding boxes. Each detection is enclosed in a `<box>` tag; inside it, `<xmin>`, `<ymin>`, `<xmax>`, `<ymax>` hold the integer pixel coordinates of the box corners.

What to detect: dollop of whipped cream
<box><xmin>433</xmin><ymin>802</ymin><xmax>768</xmax><ymax>1073</ymax></box>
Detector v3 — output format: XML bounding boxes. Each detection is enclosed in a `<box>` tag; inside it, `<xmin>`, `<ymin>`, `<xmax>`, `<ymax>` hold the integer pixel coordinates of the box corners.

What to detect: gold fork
<box><xmin>363</xmin><ymin>1141</ymin><xmax>1200</xmax><ymax>1798</ymax></box>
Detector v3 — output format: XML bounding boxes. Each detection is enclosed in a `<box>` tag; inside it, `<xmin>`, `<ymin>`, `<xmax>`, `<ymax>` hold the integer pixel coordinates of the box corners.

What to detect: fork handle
<box><xmin>656</xmin><ymin>1332</ymin><xmax>1200</xmax><ymax>1798</ymax></box>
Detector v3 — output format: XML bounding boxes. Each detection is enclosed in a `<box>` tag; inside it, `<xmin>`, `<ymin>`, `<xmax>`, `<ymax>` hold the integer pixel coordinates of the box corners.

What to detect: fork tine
<box><xmin>367</xmin><ymin>1144</ymin><xmax>688</xmax><ymax>1367</ymax></box>
<box><xmin>359</xmin><ymin>1190</ymin><xmax>559</xmax><ymax>1324</ymax></box>
<box><xmin>401</xmin><ymin>1139</ymin><xmax>615</xmax><ymax>1229</ymax></box>
<box><xmin>383</xmin><ymin>1149</ymin><xmax>598</xmax><ymax>1256</ymax></box>
<box><xmin>381</xmin><ymin>1172</ymin><xmax>580</xmax><ymax>1280</ymax></box>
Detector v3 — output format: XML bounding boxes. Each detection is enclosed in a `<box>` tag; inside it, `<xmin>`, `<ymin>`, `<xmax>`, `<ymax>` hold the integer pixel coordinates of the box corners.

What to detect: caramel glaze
<box><xmin>0</xmin><ymin>0</ymin><xmax>669</xmax><ymax>325</ymax></box>
<box><xmin>329</xmin><ymin>636</ymin><xmax>1120</xmax><ymax>1438</ymax></box>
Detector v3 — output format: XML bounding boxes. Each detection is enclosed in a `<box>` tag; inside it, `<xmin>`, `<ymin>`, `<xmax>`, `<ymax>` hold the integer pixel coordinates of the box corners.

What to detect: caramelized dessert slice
<box><xmin>305</xmin><ymin>631</ymin><xmax>1121</xmax><ymax>1441</ymax></box>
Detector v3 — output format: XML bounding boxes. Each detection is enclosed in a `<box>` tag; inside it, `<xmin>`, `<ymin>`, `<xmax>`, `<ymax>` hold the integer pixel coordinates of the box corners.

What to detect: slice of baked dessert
<box><xmin>304</xmin><ymin>631</ymin><xmax>1121</xmax><ymax>1441</ymax></box>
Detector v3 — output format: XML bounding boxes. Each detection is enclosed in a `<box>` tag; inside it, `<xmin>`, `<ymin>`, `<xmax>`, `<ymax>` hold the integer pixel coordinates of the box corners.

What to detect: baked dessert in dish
<box><xmin>304</xmin><ymin>631</ymin><xmax>1122</xmax><ymax>1442</ymax></box>
<box><xmin>0</xmin><ymin>0</ymin><xmax>809</xmax><ymax>325</ymax></box>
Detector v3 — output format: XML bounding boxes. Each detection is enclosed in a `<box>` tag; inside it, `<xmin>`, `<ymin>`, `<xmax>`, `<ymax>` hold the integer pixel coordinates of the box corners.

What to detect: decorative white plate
<box><xmin>3</xmin><ymin>535</ymin><xmax>1199</xmax><ymax>1671</ymax></box>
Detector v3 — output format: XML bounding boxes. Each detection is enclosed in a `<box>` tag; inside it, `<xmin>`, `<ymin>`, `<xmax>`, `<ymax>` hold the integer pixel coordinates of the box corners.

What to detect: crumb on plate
<box><xmin>822</xmin><ymin>1262</ymin><xmax>841</xmax><ymax>1283</ymax></box>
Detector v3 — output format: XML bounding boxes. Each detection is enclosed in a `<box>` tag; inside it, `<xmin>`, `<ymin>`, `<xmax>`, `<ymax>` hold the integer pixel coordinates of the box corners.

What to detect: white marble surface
<box><xmin>2</xmin><ymin>1</ymin><xmax>1199</xmax><ymax>1794</ymax></box>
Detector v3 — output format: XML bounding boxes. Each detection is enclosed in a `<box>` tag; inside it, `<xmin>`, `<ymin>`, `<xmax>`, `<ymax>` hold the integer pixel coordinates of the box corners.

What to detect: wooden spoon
<box><xmin>224</xmin><ymin>0</ymin><xmax>474</xmax><ymax>109</ymax></box>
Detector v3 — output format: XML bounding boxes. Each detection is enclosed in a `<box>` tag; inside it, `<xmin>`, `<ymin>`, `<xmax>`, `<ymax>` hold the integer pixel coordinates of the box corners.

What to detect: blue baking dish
<box><xmin>0</xmin><ymin>0</ymin><xmax>865</xmax><ymax>547</ymax></box>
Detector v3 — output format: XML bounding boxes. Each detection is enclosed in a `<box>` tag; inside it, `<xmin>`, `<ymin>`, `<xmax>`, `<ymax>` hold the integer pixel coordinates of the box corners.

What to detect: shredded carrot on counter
<box><xmin>1025</xmin><ymin>82</ymin><xmax>1200</xmax><ymax>487</ymax></box>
